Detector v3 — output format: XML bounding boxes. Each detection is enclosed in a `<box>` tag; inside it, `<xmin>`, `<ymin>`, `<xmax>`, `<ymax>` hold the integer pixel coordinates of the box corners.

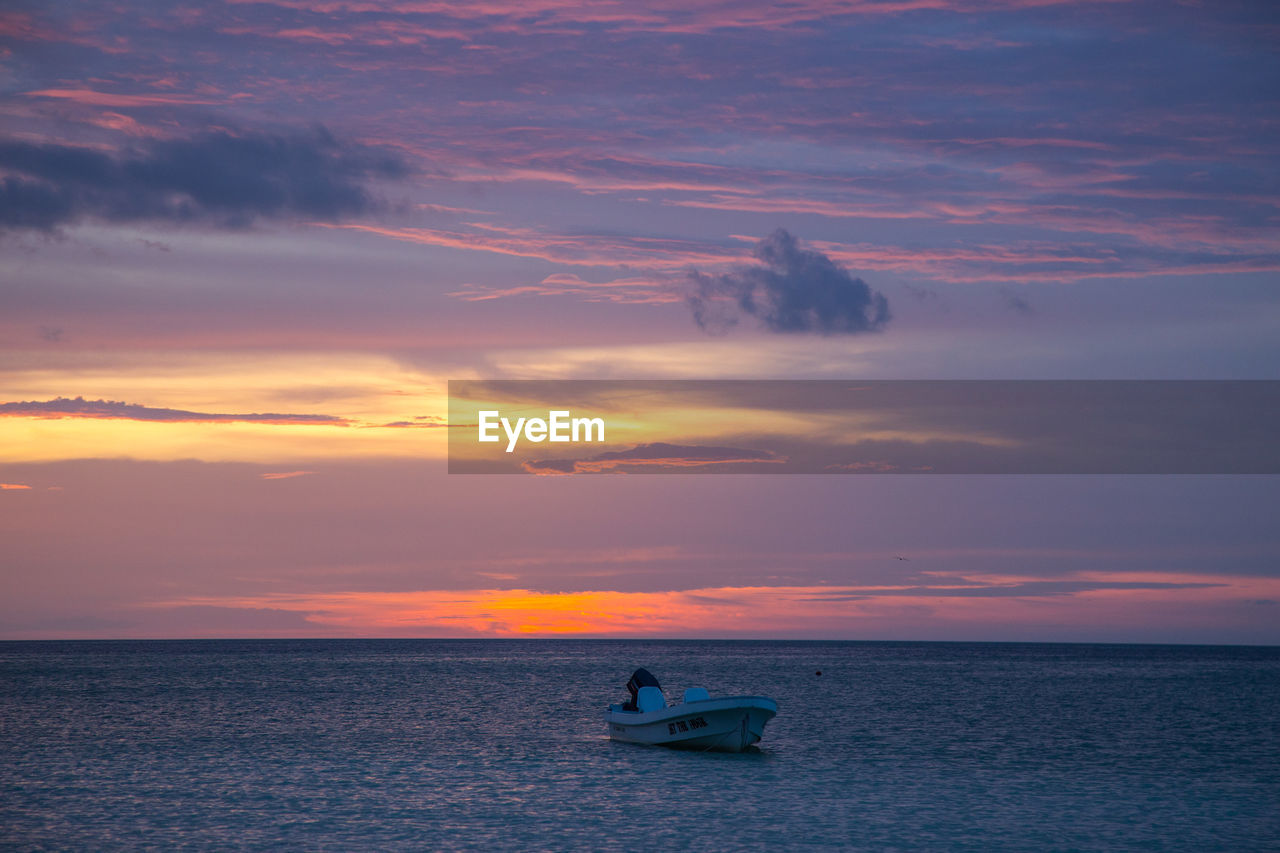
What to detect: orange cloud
<box><xmin>1</xmin><ymin>482</ymin><xmax>32</xmax><ymax>490</ymax></box>
<box><xmin>259</xmin><ymin>470</ymin><xmax>316</xmax><ymax>479</ymax></box>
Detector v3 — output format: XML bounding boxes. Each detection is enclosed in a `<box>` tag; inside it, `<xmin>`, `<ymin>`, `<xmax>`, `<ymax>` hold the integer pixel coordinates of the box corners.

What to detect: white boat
<box><xmin>604</xmin><ymin>668</ymin><xmax>778</xmax><ymax>752</ymax></box>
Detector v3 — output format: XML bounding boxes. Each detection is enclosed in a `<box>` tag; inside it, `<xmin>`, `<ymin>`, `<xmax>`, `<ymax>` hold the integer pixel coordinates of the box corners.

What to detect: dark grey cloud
<box><xmin>0</xmin><ymin>126</ymin><xmax>407</xmax><ymax>232</ymax></box>
<box><xmin>902</xmin><ymin>283</ymin><xmax>941</xmax><ymax>301</ymax></box>
<box><xmin>0</xmin><ymin>396</ymin><xmax>349</xmax><ymax>425</ymax></box>
<box><xmin>999</xmin><ymin>286</ymin><xmax>1034</xmax><ymax>315</ymax></box>
<box><xmin>687</xmin><ymin>229</ymin><xmax>890</xmax><ymax>334</ymax></box>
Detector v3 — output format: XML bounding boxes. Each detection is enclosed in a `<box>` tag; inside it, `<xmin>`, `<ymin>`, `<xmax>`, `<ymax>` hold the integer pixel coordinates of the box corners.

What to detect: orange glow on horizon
<box><xmin>139</xmin><ymin>572</ymin><xmax>1280</xmax><ymax>639</ymax></box>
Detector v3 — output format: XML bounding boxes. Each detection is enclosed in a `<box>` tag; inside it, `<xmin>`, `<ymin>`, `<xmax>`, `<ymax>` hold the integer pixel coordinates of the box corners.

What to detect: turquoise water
<box><xmin>2</xmin><ymin>640</ymin><xmax>1277</xmax><ymax>850</ymax></box>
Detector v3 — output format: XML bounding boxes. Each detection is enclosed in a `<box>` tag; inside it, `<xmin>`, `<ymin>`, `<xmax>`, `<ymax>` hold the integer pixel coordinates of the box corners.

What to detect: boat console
<box><xmin>623</xmin><ymin>667</ymin><xmax>662</xmax><ymax>711</ymax></box>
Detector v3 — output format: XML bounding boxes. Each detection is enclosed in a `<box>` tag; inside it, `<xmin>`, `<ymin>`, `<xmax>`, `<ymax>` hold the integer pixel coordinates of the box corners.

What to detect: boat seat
<box><xmin>683</xmin><ymin>687</ymin><xmax>710</xmax><ymax>703</ymax></box>
<box><xmin>636</xmin><ymin>685</ymin><xmax>666</xmax><ymax>712</ymax></box>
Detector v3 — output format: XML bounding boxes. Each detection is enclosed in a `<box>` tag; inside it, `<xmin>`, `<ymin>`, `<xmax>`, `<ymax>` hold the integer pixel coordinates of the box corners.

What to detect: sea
<box><xmin>1</xmin><ymin>640</ymin><xmax>1277</xmax><ymax>851</ymax></box>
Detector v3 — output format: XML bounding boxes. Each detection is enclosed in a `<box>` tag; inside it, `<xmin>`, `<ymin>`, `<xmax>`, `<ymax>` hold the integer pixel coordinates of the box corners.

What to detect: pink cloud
<box><xmin>320</xmin><ymin>222</ymin><xmax>740</xmax><ymax>268</ymax></box>
<box><xmin>811</xmin><ymin>240</ymin><xmax>1280</xmax><ymax>284</ymax></box>
<box><xmin>222</xmin><ymin>0</ymin><xmax>1127</xmax><ymax>36</ymax></box>
<box><xmin>83</xmin><ymin>111</ymin><xmax>167</xmax><ymax>137</ymax></box>
<box><xmin>448</xmin><ymin>272</ymin><xmax>680</xmax><ymax>304</ymax></box>
<box><xmin>665</xmin><ymin>194</ymin><xmax>933</xmax><ymax>220</ymax></box>
<box><xmin>23</xmin><ymin>89</ymin><xmax>220</xmax><ymax>107</ymax></box>
<box><xmin>220</xmin><ymin>25</ymin><xmax>355</xmax><ymax>45</ymax></box>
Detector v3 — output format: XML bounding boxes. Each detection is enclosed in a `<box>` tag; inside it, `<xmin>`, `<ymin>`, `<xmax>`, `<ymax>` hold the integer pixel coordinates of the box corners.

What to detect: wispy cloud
<box><xmin>0</xmin><ymin>397</ymin><xmax>351</xmax><ymax>426</ymax></box>
<box><xmin>23</xmin><ymin>89</ymin><xmax>221</xmax><ymax>107</ymax></box>
<box><xmin>376</xmin><ymin>415</ymin><xmax>449</xmax><ymax>428</ymax></box>
<box><xmin>322</xmin><ymin>222</ymin><xmax>738</xmax><ymax>268</ymax></box>
<box><xmin>449</xmin><ymin>272</ymin><xmax>679</xmax><ymax>304</ymax></box>
<box><xmin>214</xmin><ymin>0</ymin><xmax>1128</xmax><ymax>36</ymax></box>
<box><xmin>523</xmin><ymin>442</ymin><xmax>787</xmax><ymax>475</ymax></box>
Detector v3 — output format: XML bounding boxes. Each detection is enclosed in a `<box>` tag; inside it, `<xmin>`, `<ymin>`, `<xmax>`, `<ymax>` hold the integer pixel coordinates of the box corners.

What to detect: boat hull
<box><xmin>604</xmin><ymin>696</ymin><xmax>777</xmax><ymax>752</ymax></box>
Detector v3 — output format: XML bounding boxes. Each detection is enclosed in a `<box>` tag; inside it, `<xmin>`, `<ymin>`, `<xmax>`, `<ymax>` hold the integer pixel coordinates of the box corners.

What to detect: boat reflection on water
<box><xmin>604</xmin><ymin>668</ymin><xmax>778</xmax><ymax>753</ymax></box>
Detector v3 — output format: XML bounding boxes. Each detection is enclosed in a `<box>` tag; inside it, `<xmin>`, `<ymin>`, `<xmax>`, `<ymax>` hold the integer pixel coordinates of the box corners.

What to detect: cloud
<box><xmin>23</xmin><ymin>89</ymin><xmax>221</xmax><ymax>107</ymax></box>
<box><xmin>376</xmin><ymin>416</ymin><xmax>449</xmax><ymax>428</ymax></box>
<box><xmin>1</xmin><ymin>483</ymin><xmax>33</xmax><ymax>490</ymax></box>
<box><xmin>325</xmin><ymin>222</ymin><xmax>735</xmax><ymax>269</ymax></box>
<box><xmin>133</xmin><ymin>605</ymin><xmax>319</xmax><ymax>634</ymax></box>
<box><xmin>686</xmin><ymin>229</ymin><xmax>890</xmax><ymax>334</ymax></box>
<box><xmin>801</xmin><ymin>579</ymin><xmax>1225</xmax><ymax>600</ymax></box>
<box><xmin>206</xmin><ymin>0</ymin><xmax>1118</xmax><ymax>37</ymax></box>
<box><xmin>0</xmin><ymin>397</ymin><xmax>350</xmax><ymax>425</ymax></box>
<box><xmin>448</xmin><ymin>272</ymin><xmax>679</xmax><ymax>304</ymax></box>
<box><xmin>259</xmin><ymin>470</ymin><xmax>316</xmax><ymax>479</ymax></box>
<box><xmin>0</xmin><ymin>126</ymin><xmax>407</xmax><ymax>232</ymax></box>
<box><xmin>999</xmin><ymin>286</ymin><xmax>1034</xmax><ymax>314</ymax></box>
<box><xmin>523</xmin><ymin>442</ymin><xmax>786</xmax><ymax>475</ymax></box>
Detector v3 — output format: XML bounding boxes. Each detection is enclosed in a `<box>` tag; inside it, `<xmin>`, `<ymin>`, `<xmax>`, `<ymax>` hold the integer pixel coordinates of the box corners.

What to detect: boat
<box><xmin>604</xmin><ymin>668</ymin><xmax>778</xmax><ymax>752</ymax></box>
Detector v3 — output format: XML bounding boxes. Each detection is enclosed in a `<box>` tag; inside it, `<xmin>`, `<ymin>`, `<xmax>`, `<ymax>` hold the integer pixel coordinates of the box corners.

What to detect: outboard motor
<box><xmin>624</xmin><ymin>668</ymin><xmax>662</xmax><ymax>711</ymax></box>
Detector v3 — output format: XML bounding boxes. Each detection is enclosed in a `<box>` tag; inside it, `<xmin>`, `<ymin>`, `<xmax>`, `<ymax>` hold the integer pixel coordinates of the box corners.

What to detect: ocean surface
<box><xmin>1</xmin><ymin>640</ymin><xmax>1277</xmax><ymax>851</ymax></box>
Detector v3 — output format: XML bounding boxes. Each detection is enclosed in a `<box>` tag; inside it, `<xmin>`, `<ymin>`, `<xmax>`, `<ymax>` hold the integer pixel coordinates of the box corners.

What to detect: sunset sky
<box><xmin>2</xmin><ymin>0</ymin><xmax>1278</xmax><ymax>641</ymax></box>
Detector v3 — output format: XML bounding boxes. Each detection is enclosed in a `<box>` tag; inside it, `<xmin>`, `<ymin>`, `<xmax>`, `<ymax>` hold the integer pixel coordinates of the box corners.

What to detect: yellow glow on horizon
<box><xmin>1</xmin><ymin>350</ymin><xmax>449</xmax><ymax>463</ymax></box>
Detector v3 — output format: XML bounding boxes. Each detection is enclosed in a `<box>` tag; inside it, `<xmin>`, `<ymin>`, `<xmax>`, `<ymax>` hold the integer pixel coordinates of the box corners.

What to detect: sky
<box><xmin>1</xmin><ymin>0</ymin><xmax>1278</xmax><ymax>641</ymax></box>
